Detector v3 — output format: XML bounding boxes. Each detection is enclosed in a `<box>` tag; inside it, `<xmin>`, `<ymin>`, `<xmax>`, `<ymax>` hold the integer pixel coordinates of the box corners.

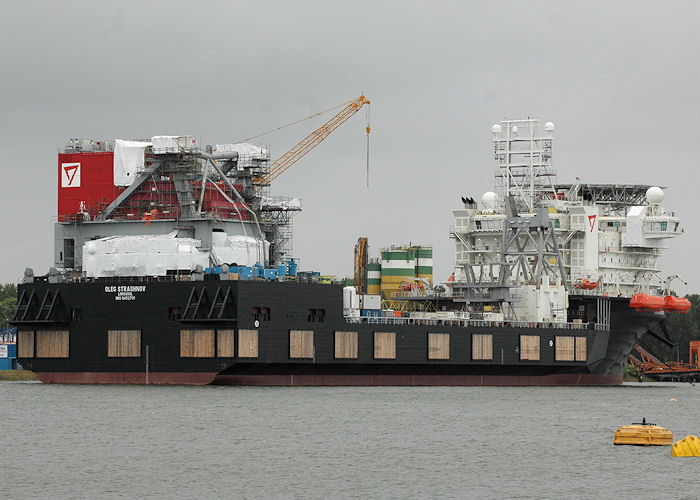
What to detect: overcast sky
<box><xmin>1</xmin><ymin>0</ymin><xmax>699</xmax><ymax>292</ymax></box>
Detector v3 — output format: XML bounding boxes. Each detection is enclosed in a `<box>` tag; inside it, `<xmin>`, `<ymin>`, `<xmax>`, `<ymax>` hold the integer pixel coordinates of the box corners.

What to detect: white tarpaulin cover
<box><xmin>214</xmin><ymin>143</ymin><xmax>269</xmax><ymax>169</ymax></box>
<box><xmin>151</xmin><ymin>135</ymin><xmax>198</xmax><ymax>154</ymax></box>
<box><xmin>210</xmin><ymin>233</ymin><xmax>269</xmax><ymax>267</ymax></box>
<box><xmin>260</xmin><ymin>197</ymin><xmax>302</xmax><ymax>211</ymax></box>
<box><xmin>83</xmin><ymin>232</ymin><xmax>208</xmax><ymax>277</ymax></box>
<box><xmin>113</xmin><ymin>139</ymin><xmax>152</xmax><ymax>187</ymax></box>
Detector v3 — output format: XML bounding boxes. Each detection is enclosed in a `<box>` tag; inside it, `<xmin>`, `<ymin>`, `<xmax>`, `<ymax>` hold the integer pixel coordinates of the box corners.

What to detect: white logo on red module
<box><xmin>61</xmin><ymin>163</ymin><xmax>81</xmax><ymax>188</ymax></box>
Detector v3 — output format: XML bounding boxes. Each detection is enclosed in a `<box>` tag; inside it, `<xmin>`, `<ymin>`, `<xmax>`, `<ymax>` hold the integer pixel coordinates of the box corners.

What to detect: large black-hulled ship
<box><xmin>11</xmin><ymin>117</ymin><xmax>687</xmax><ymax>385</ymax></box>
<box><xmin>12</xmin><ymin>278</ymin><xmax>665</xmax><ymax>385</ymax></box>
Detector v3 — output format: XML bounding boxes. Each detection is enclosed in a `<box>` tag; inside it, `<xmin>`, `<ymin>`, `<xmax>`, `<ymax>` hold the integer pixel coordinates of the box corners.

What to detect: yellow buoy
<box><xmin>671</xmin><ymin>435</ymin><xmax>700</xmax><ymax>457</ymax></box>
<box><xmin>614</xmin><ymin>419</ymin><xmax>673</xmax><ymax>446</ymax></box>
<box><xmin>669</xmin><ymin>398</ymin><xmax>677</xmax><ymax>402</ymax></box>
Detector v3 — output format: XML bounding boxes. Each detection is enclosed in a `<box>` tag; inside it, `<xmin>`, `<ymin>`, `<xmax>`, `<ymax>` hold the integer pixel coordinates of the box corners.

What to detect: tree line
<box><xmin>643</xmin><ymin>294</ymin><xmax>700</xmax><ymax>363</ymax></box>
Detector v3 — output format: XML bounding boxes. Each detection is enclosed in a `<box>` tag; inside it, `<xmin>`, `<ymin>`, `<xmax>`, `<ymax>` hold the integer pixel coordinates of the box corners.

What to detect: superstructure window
<box><xmin>307</xmin><ymin>308</ymin><xmax>325</xmax><ymax>322</ymax></box>
<box><xmin>63</xmin><ymin>239</ymin><xmax>75</xmax><ymax>268</ymax></box>
<box><xmin>252</xmin><ymin>306</ymin><xmax>270</xmax><ymax>322</ymax></box>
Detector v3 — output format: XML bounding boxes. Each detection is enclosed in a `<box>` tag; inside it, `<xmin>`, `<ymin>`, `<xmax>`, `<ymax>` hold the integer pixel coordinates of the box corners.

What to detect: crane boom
<box><xmin>256</xmin><ymin>95</ymin><xmax>370</xmax><ymax>185</ymax></box>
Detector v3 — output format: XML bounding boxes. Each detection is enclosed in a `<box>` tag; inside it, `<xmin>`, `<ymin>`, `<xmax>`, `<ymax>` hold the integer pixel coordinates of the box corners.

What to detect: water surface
<box><xmin>1</xmin><ymin>382</ymin><xmax>697</xmax><ymax>499</ymax></box>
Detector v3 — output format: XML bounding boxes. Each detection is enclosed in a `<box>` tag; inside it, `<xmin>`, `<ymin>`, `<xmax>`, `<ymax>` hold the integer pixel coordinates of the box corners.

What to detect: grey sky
<box><xmin>1</xmin><ymin>0</ymin><xmax>699</xmax><ymax>292</ymax></box>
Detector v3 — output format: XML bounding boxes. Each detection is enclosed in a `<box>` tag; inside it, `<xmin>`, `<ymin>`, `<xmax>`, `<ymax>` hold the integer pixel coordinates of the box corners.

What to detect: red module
<box><xmin>57</xmin><ymin>152</ymin><xmax>123</xmax><ymax>221</ymax></box>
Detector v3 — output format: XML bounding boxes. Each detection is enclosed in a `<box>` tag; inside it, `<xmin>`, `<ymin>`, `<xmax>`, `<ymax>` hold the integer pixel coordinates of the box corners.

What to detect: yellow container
<box><xmin>613</xmin><ymin>424</ymin><xmax>673</xmax><ymax>446</ymax></box>
<box><xmin>671</xmin><ymin>435</ymin><xmax>700</xmax><ymax>457</ymax></box>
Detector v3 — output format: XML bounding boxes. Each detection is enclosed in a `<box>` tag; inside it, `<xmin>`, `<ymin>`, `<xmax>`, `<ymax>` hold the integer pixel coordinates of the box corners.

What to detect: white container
<box><xmin>152</xmin><ymin>136</ymin><xmax>197</xmax><ymax>154</ymax></box>
<box><xmin>360</xmin><ymin>294</ymin><xmax>381</xmax><ymax>310</ymax></box>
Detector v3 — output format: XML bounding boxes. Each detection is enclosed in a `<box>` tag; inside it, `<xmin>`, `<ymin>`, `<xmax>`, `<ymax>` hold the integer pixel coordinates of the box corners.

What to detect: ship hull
<box><xmin>13</xmin><ymin>280</ymin><xmax>662</xmax><ymax>386</ymax></box>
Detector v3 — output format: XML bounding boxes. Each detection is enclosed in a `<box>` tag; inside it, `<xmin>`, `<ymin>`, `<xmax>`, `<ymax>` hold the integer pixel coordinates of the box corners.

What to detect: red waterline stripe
<box><xmin>36</xmin><ymin>372</ymin><xmax>218</xmax><ymax>385</ymax></box>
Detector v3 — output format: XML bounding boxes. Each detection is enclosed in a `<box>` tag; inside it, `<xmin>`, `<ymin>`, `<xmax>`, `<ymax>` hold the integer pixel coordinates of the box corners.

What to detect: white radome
<box><xmin>491</xmin><ymin>124</ymin><xmax>502</xmax><ymax>135</ymax></box>
<box><xmin>544</xmin><ymin>122</ymin><xmax>555</xmax><ymax>132</ymax></box>
<box><xmin>646</xmin><ymin>186</ymin><xmax>664</xmax><ymax>205</ymax></box>
<box><xmin>481</xmin><ymin>191</ymin><xmax>498</xmax><ymax>210</ymax></box>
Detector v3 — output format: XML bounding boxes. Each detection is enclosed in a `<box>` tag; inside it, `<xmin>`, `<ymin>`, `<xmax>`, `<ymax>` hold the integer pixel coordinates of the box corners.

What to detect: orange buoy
<box><xmin>614</xmin><ymin>419</ymin><xmax>673</xmax><ymax>446</ymax></box>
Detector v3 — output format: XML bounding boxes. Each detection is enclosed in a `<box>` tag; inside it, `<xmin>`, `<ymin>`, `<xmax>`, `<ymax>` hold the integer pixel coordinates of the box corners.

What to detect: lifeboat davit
<box><xmin>629</xmin><ymin>293</ymin><xmax>665</xmax><ymax>311</ymax></box>
<box><xmin>664</xmin><ymin>295</ymin><xmax>691</xmax><ymax>313</ymax></box>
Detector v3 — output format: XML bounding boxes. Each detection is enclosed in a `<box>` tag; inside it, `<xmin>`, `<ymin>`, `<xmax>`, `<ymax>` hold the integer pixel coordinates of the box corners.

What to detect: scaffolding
<box><xmin>492</xmin><ymin>118</ymin><xmax>557</xmax><ymax>212</ymax></box>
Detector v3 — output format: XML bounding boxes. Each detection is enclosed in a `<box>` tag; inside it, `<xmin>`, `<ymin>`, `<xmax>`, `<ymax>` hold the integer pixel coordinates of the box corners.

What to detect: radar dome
<box><xmin>646</xmin><ymin>186</ymin><xmax>664</xmax><ymax>205</ymax></box>
<box><xmin>481</xmin><ymin>191</ymin><xmax>498</xmax><ymax>210</ymax></box>
<box><xmin>544</xmin><ymin>122</ymin><xmax>555</xmax><ymax>132</ymax></box>
<box><xmin>491</xmin><ymin>124</ymin><xmax>502</xmax><ymax>134</ymax></box>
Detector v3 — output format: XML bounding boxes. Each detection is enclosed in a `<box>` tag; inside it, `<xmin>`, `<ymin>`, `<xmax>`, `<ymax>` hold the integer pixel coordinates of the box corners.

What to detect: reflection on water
<box><xmin>1</xmin><ymin>382</ymin><xmax>698</xmax><ymax>499</ymax></box>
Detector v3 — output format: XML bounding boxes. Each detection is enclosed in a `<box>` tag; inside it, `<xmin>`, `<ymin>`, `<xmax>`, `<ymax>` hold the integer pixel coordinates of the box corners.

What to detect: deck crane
<box><xmin>254</xmin><ymin>95</ymin><xmax>371</xmax><ymax>186</ymax></box>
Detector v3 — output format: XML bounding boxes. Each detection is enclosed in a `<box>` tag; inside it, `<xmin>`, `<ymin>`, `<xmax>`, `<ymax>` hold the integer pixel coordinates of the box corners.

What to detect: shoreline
<box><xmin>0</xmin><ymin>370</ymin><xmax>38</xmax><ymax>382</ymax></box>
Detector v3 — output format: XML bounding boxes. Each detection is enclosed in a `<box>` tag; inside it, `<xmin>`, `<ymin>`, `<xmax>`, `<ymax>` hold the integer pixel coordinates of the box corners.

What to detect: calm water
<box><xmin>1</xmin><ymin>382</ymin><xmax>698</xmax><ymax>499</ymax></box>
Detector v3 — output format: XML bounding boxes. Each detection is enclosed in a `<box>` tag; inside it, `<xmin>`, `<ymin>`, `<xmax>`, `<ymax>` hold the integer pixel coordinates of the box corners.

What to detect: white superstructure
<box><xmin>451</xmin><ymin>119</ymin><xmax>683</xmax><ymax>301</ymax></box>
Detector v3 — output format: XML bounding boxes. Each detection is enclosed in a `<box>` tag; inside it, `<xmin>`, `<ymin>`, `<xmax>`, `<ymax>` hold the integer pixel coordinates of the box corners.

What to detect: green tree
<box><xmin>0</xmin><ymin>283</ymin><xmax>17</xmax><ymax>328</ymax></box>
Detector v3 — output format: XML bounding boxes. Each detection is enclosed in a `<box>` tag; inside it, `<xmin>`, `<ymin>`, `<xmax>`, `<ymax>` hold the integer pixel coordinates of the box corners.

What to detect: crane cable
<box><xmin>365</xmin><ymin>102</ymin><xmax>371</xmax><ymax>187</ymax></box>
<box><xmin>237</xmin><ymin>98</ymin><xmax>355</xmax><ymax>143</ymax></box>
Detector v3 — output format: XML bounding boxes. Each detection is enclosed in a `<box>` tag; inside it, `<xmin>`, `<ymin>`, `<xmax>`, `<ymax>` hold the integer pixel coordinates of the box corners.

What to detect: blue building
<box><xmin>0</xmin><ymin>327</ymin><xmax>17</xmax><ymax>370</ymax></box>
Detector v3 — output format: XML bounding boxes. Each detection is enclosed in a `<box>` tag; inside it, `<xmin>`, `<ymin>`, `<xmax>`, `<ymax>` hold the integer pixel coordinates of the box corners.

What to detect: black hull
<box><xmin>13</xmin><ymin>280</ymin><xmax>663</xmax><ymax>386</ymax></box>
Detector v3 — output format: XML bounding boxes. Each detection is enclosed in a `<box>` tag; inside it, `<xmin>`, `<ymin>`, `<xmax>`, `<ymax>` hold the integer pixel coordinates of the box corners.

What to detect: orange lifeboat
<box><xmin>629</xmin><ymin>293</ymin><xmax>665</xmax><ymax>311</ymax></box>
<box><xmin>664</xmin><ymin>295</ymin><xmax>691</xmax><ymax>313</ymax></box>
<box><xmin>574</xmin><ymin>279</ymin><xmax>599</xmax><ymax>290</ymax></box>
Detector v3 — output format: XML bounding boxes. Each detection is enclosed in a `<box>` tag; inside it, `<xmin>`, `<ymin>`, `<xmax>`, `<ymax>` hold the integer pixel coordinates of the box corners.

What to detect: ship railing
<box><xmin>0</xmin><ymin>327</ymin><xmax>17</xmax><ymax>343</ymax></box>
<box><xmin>344</xmin><ymin>317</ymin><xmax>605</xmax><ymax>330</ymax></box>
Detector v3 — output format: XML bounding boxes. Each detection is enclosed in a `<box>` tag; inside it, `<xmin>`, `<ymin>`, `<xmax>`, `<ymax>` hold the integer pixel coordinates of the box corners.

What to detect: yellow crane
<box><xmin>354</xmin><ymin>236</ymin><xmax>368</xmax><ymax>294</ymax></box>
<box><xmin>255</xmin><ymin>95</ymin><xmax>371</xmax><ymax>186</ymax></box>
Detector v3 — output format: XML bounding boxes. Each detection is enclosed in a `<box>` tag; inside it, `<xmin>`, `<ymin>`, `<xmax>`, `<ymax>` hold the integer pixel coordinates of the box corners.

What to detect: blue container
<box><xmin>361</xmin><ymin>309</ymin><xmax>381</xmax><ymax>318</ymax></box>
<box><xmin>0</xmin><ymin>343</ymin><xmax>17</xmax><ymax>371</ymax></box>
<box><xmin>262</xmin><ymin>268</ymin><xmax>277</xmax><ymax>280</ymax></box>
<box><xmin>277</xmin><ymin>264</ymin><xmax>287</xmax><ymax>277</ymax></box>
<box><xmin>238</xmin><ymin>267</ymin><xmax>253</xmax><ymax>280</ymax></box>
<box><xmin>287</xmin><ymin>259</ymin><xmax>298</xmax><ymax>277</ymax></box>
